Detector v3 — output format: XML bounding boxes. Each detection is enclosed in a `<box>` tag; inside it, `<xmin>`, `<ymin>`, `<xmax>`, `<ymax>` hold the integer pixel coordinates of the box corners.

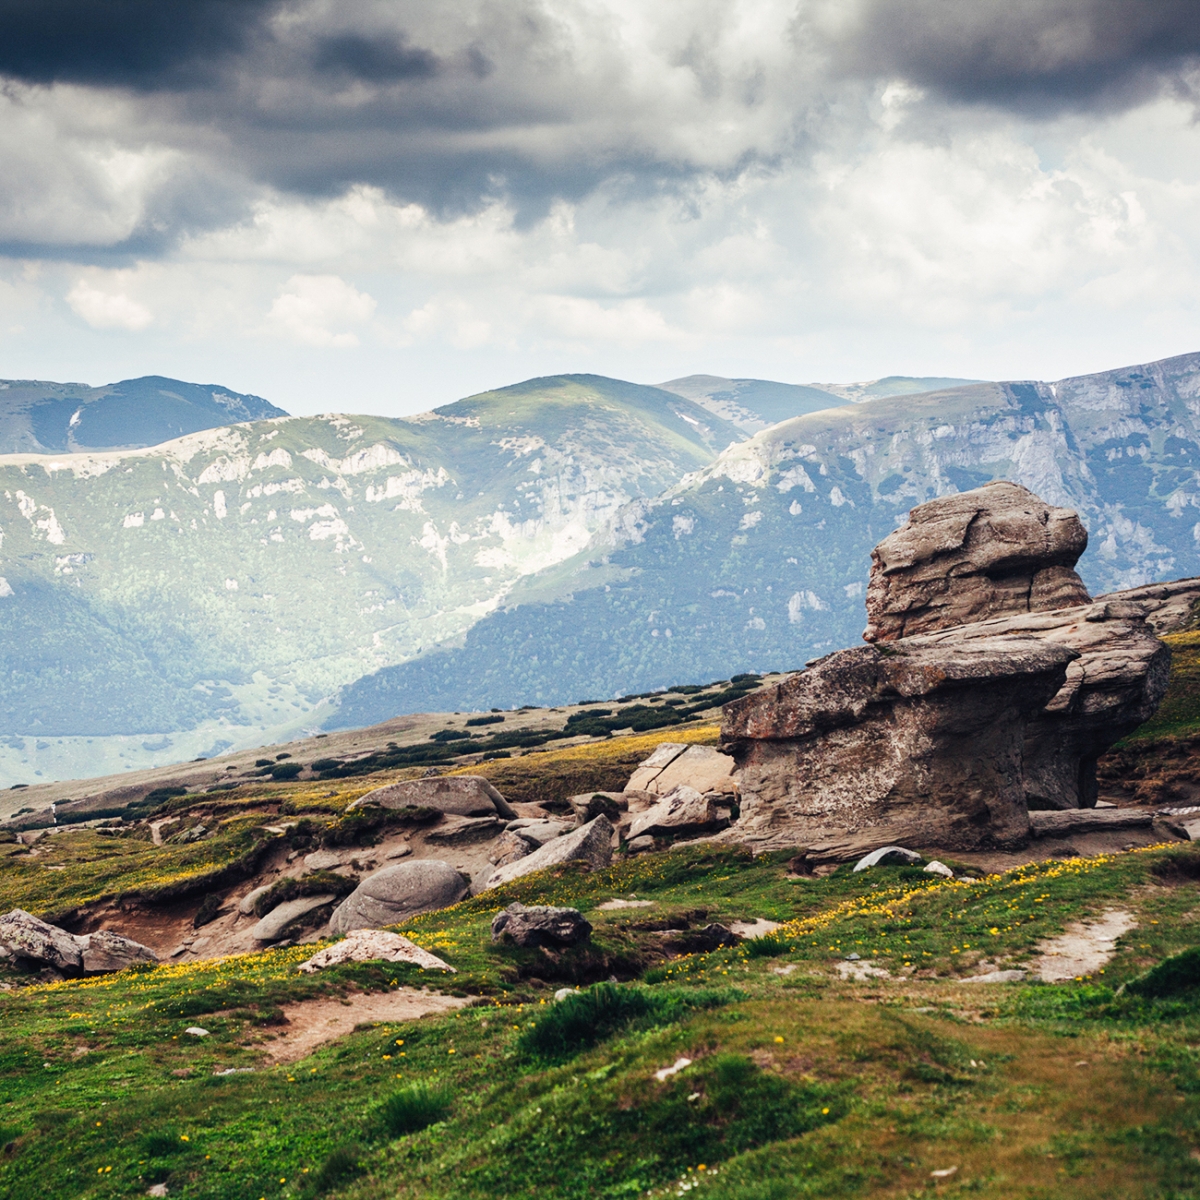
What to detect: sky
<box><xmin>2</xmin><ymin>0</ymin><xmax>1200</xmax><ymax>415</ymax></box>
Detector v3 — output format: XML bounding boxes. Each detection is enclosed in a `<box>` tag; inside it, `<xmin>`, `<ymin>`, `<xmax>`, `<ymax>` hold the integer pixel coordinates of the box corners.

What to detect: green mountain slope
<box><xmin>0</xmin><ymin>375</ymin><xmax>286</xmax><ymax>453</ymax></box>
<box><xmin>331</xmin><ymin>352</ymin><xmax>1200</xmax><ymax>721</ymax></box>
<box><xmin>656</xmin><ymin>374</ymin><xmax>850</xmax><ymax>431</ymax></box>
<box><xmin>0</xmin><ymin>375</ymin><xmax>741</xmax><ymax>779</ymax></box>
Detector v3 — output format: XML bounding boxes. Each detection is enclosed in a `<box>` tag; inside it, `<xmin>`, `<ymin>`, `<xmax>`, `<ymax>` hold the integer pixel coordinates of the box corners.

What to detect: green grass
<box><xmin>7</xmin><ymin>837</ymin><xmax>1200</xmax><ymax>1197</ymax></box>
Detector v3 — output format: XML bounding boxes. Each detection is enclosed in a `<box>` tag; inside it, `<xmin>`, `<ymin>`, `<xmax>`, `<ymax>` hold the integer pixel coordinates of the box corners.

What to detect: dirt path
<box><xmin>261</xmin><ymin>988</ymin><xmax>471</xmax><ymax>1065</ymax></box>
<box><xmin>1032</xmin><ymin>909</ymin><xmax>1137</xmax><ymax>982</ymax></box>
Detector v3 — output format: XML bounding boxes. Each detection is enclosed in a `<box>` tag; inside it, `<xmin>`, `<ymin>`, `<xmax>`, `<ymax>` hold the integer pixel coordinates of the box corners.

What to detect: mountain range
<box><xmin>0</xmin><ymin>355</ymin><xmax>1195</xmax><ymax>785</ymax></box>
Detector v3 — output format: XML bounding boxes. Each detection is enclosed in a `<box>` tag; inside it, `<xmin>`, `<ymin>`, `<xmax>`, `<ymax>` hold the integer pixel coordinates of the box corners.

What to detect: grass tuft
<box><xmin>378</xmin><ymin>1082</ymin><xmax>453</xmax><ymax>1137</ymax></box>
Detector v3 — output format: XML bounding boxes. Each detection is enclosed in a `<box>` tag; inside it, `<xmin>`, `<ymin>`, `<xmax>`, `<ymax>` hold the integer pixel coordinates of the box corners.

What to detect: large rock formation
<box><xmin>329</xmin><ymin>860</ymin><xmax>470</xmax><ymax>933</ymax></box>
<box><xmin>863</xmin><ymin>481</ymin><xmax>1091</xmax><ymax>642</ymax></box>
<box><xmin>347</xmin><ymin>776</ymin><xmax>516</xmax><ymax>820</ymax></box>
<box><xmin>0</xmin><ymin>909</ymin><xmax>158</xmax><ymax>976</ymax></box>
<box><xmin>722</xmin><ymin>482</ymin><xmax>1170</xmax><ymax>855</ymax></box>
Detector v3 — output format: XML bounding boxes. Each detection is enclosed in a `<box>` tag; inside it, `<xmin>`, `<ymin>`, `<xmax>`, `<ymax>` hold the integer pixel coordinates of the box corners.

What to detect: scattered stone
<box><xmin>930</xmin><ymin>1167</ymin><xmax>958</xmax><ymax>1180</ymax></box>
<box><xmin>654</xmin><ymin>1056</ymin><xmax>692</xmax><ymax>1082</ymax></box>
<box><xmin>147</xmin><ymin>1184</ymin><xmax>169</xmax><ymax>1197</ymax></box>
<box><xmin>347</xmin><ymin>776</ymin><xmax>516</xmax><ymax>819</ymax></box>
<box><xmin>385</xmin><ymin>844</ymin><xmax>413</xmax><ymax>860</ymax></box>
<box><xmin>330</xmin><ymin>860</ymin><xmax>470</xmax><ymax>933</ymax></box>
<box><xmin>76</xmin><ymin>930</ymin><xmax>158</xmax><ymax>973</ymax></box>
<box><xmin>627</xmin><ymin>786</ymin><xmax>725</xmax><ymax>840</ymax></box>
<box><xmin>488</xmin><ymin>830</ymin><xmax>536</xmax><ymax>867</ymax></box>
<box><xmin>504</xmin><ymin>818</ymin><xmax>573</xmax><ymax>845</ymax></box>
<box><xmin>730</xmin><ymin>918</ymin><xmax>781</xmax><ymax>938</ymax></box>
<box><xmin>250</xmin><ymin>894</ymin><xmax>337</xmax><ymax>942</ymax></box>
<box><xmin>836</xmin><ymin>959</ymin><xmax>891</xmax><ymax>981</ymax></box>
<box><xmin>490</xmin><ymin>903</ymin><xmax>592</xmax><ymax>948</ymax></box>
<box><xmin>484</xmin><ymin>816</ymin><xmax>614</xmax><ymax>889</ymax></box>
<box><xmin>554</xmin><ymin>987</ymin><xmax>579</xmax><ymax>1001</ymax></box>
<box><xmin>597</xmin><ymin>898</ymin><xmax>655</xmax><ymax>910</ymax></box>
<box><xmin>238</xmin><ymin>884</ymin><xmax>275</xmax><ymax>916</ymax></box>
<box><xmin>853</xmin><ymin>846</ymin><xmax>924</xmax><ymax>872</ymax></box>
<box><xmin>960</xmin><ymin>969</ymin><xmax>1027</xmax><ymax>984</ymax></box>
<box><xmin>424</xmin><ymin>815</ymin><xmax>505</xmax><ymax>845</ymax></box>
<box><xmin>184</xmin><ymin>1027</ymin><xmax>210</xmax><ymax>1037</ymax></box>
<box><xmin>568</xmin><ymin>792</ymin><xmax>624</xmax><ymax>823</ymax></box>
<box><xmin>0</xmin><ymin>909</ymin><xmax>82</xmax><ymax>973</ymax></box>
<box><xmin>923</xmin><ymin>861</ymin><xmax>954</xmax><ymax>878</ymax></box>
<box><xmin>297</xmin><ymin>929</ymin><xmax>455</xmax><ymax>973</ymax></box>
<box><xmin>625</xmin><ymin>835</ymin><xmax>655</xmax><ymax>854</ymax></box>
<box><xmin>302</xmin><ymin>849</ymin><xmax>362</xmax><ymax>871</ymax></box>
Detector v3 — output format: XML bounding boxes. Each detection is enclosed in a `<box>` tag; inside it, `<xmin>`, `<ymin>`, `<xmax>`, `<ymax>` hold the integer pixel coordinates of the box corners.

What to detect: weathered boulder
<box><xmin>722</xmin><ymin>634</ymin><xmax>1077</xmax><ymax>854</ymax></box>
<box><xmin>626</xmin><ymin>743</ymin><xmax>689</xmax><ymax>791</ymax></box>
<box><xmin>0</xmin><ymin>909</ymin><xmax>83</xmax><ymax>973</ymax></box>
<box><xmin>641</xmin><ymin>745</ymin><xmax>737</xmax><ymax>796</ymax></box>
<box><xmin>330</xmin><ymin>860</ymin><xmax>470</xmax><ymax>933</ymax></box>
<box><xmin>76</xmin><ymin>930</ymin><xmax>158</xmax><ymax>972</ymax></box>
<box><xmin>484</xmin><ymin>816</ymin><xmax>615</xmax><ymax>889</ymax></box>
<box><xmin>250</xmin><ymin>894</ymin><xmax>338</xmax><ymax>941</ymax></box>
<box><xmin>567</xmin><ymin>792</ymin><xmax>624</xmax><ymax>823</ymax></box>
<box><xmin>347</xmin><ymin>776</ymin><xmax>516</xmax><ymax>820</ymax></box>
<box><xmin>490</xmin><ymin>903</ymin><xmax>592</xmax><ymax>948</ymax></box>
<box><xmin>627</xmin><ymin>786</ymin><xmax>725</xmax><ymax>841</ymax></box>
<box><xmin>1099</xmin><ymin>576</ymin><xmax>1200</xmax><ymax>635</ymax></box>
<box><xmin>488</xmin><ymin>830</ymin><xmax>536</xmax><ymax>867</ymax></box>
<box><xmin>298</xmin><ymin>929</ymin><xmax>455</xmax><ymax>973</ymax></box>
<box><xmin>505</xmin><ymin>818</ymin><xmax>574</xmax><ymax>845</ymax></box>
<box><xmin>863</xmin><ymin>481</ymin><xmax>1091</xmax><ymax>642</ymax></box>
<box><xmin>424</xmin><ymin>815</ymin><xmax>506</xmax><ymax>844</ymax></box>
<box><xmin>852</xmin><ymin>846</ymin><xmax>922</xmax><ymax>871</ymax></box>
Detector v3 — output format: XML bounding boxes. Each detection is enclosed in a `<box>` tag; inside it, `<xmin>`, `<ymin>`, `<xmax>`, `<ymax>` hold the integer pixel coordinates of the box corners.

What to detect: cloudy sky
<box><xmin>2</xmin><ymin>0</ymin><xmax>1200</xmax><ymax>414</ymax></box>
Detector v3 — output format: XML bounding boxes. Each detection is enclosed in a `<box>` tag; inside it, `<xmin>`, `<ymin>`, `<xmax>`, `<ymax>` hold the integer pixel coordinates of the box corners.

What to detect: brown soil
<box><xmin>258</xmin><ymin>988</ymin><xmax>471</xmax><ymax>1065</ymax></box>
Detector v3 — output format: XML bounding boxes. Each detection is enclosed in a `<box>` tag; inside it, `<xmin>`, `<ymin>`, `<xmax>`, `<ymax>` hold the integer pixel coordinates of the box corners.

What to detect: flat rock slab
<box><xmin>505</xmin><ymin>819</ymin><xmax>573</xmax><ymax>845</ymax></box>
<box><xmin>961</xmin><ymin>969</ymin><xmax>1028</xmax><ymax>984</ymax></box>
<box><xmin>729</xmin><ymin>919</ymin><xmax>781</xmax><ymax>939</ymax></box>
<box><xmin>1032</xmin><ymin>909</ymin><xmax>1137</xmax><ymax>982</ymax></box>
<box><xmin>424</xmin><ymin>815</ymin><xmax>505</xmax><ymax>845</ymax></box>
<box><xmin>250</xmin><ymin>894</ymin><xmax>337</xmax><ymax>942</ymax></box>
<box><xmin>297</xmin><ymin>930</ymin><xmax>455</xmax><ymax>973</ymax></box>
<box><xmin>348</xmin><ymin>775</ymin><xmax>515</xmax><ymax>820</ymax></box>
<box><xmin>261</xmin><ymin>989</ymin><xmax>471</xmax><ymax>1066</ymax></box>
<box><xmin>853</xmin><ymin>846</ymin><xmax>923</xmax><ymax>871</ymax></box>
<box><xmin>597</xmin><ymin>899</ymin><xmax>655</xmax><ymax>910</ymax></box>
<box><xmin>484</xmin><ymin>816</ymin><xmax>614</xmax><ymax>889</ymax></box>
<box><xmin>1029</xmin><ymin>809</ymin><xmax>1155</xmax><ymax>836</ymax></box>
<box><xmin>646</xmin><ymin>746</ymin><xmax>737</xmax><ymax>796</ymax></box>
<box><xmin>628</xmin><ymin>786</ymin><xmax>722</xmax><ymax>840</ymax></box>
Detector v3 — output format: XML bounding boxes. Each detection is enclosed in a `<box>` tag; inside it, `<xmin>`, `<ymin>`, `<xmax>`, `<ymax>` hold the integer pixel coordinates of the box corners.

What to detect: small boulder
<box><xmin>238</xmin><ymin>884</ymin><xmax>275</xmax><ymax>916</ymax></box>
<box><xmin>76</xmin><ymin>930</ymin><xmax>158</xmax><ymax>973</ymax></box>
<box><xmin>626</xmin><ymin>743</ymin><xmax>689</xmax><ymax>791</ymax></box>
<box><xmin>504</xmin><ymin>818</ymin><xmax>573</xmax><ymax>845</ymax></box>
<box><xmin>853</xmin><ymin>846</ymin><xmax>924</xmax><ymax>872</ymax></box>
<box><xmin>644</xmin><ymin>745</ymin><xmax>737</xmax><ymax>797</ymax></box>
<box><xmin>627</xmin><ymin>786</ymin><xmax>723</xmax><ymax>841</ymax></box>
<box><xmin>567</xmin><ymin>792</ymin><xmax>624</xmax><ymax>823</ymax></box>
<box><xmin>490</xmin><ymin>902</ymin><xmax>592</xmax><ymax>948</ymax></box>
<box><xmin>0</xmin><ymin>909</ymin><xmax>83</xmax><ymax>974</ymax></box>
<box><xmin>484</xmin><ymin>816</ymin><xmax>615</xmax><ymax>889</ymax></box>
<box><xmin>250</xmin><ymin>894</ymin><xmax>338</xmax><ymax>942</ymax></box>
<box><xmin>626</xmin><ymin>835</ymin><xmax>655</xmax><ymax>854</ymax></box>
<box><xmin>923</xmin><ymin>860</ymin><xmax>954</xmax><ymax>878</ymax></box>
<box><xmin>184</xmin><ymin>1026</ymin><xmax>210</xmax><ymax>1037</ymax></box>
<box><xmin>488</xmin><ymin>830</ymin><xmax>536</xmax><ymax>867</ymax></box>
<box><xmin>347</xmin><ymin>776</ymin><xmax>515</xmax><ymax>819</ymax></box>
<box><xmin>298</xmin><ymin>929</ymin><xmax>455</xmax><ymax>973</ymax></box>
<box><xmin>330</xmin><ymin>859</ymin><xmax>470</xmax><ymax>933</ymax></box>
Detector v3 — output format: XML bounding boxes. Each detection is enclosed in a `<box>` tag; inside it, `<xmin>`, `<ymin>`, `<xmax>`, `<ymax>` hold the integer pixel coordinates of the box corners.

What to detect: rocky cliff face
<box><xmin>721</xmin><ymin>483</ymin><xmax>1170</xmax><ymax>854</ymax></box>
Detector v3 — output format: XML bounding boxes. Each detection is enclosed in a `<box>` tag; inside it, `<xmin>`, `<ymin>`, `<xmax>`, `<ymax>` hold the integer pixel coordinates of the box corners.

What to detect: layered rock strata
<box><xmin>722</xmin><ymin>482</ymin><xmax>1170</xmax><ymax>855</ymax></box>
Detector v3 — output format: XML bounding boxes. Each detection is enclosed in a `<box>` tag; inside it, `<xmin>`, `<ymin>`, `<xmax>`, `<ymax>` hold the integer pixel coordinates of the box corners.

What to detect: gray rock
<box><xmin>238</xmin><ymin>884</ymin><xmax>275</xmax><ymax>916</ymax></box>
<box><xmin>628</xmin><ymin>786</ymin><xmax>723</xmax><ymax>840</ymax></box>
<box><xmin>424</xmin><ymin>815</ymin><xmax>505</xmax><ymax>844</ymax></box>
<box><xmin>863</xmin><ymin>481</ymin><xmax>1091</xmax><ymax>642</ymax></box>
<box><xmin>490</xmin><ymin>903</ymin><xmax>592</xmax><ymax>948</ymax></box>
<box><xmin>347</xmin><ymin>776</ymin><xmax>515</xmax><ymax>819</ymax></box>
<box><xmin>961</xmin><ymin>969</ymin><xmax>1027</xmax><ymax>984</ymax></box>
<box><xmin>1100</xmin><ymin>576</ymin><xmax>1200</xmax><ymax>636</ymax></box>
<box><xmin>77</xmin><ymin>930</ymin><xmax>158</xmax><ymax>973</ymax></box>
<box><xmin>0</xmin><ymin>909</ymin><xmax>83</xmax><ymax>973</ymax></box>
<box><xmin>484</xmin><ymin>816</ymin><xmax>615</xmax><ymax>889</ymax></box>
<box><xmin>504</xmin><ymin>818</ymin><xmax>573</xmax><ymax>845</ymax></box>
<box><xmin>626</xmin><ymin>834</ymin><xmax>656</xmax><ymax>854</ymax></box>
<box><xmin>923</xmin><ymin>861</ymin><xmax>954</xmax><ymax>877</ymax></box>
<box><xmin>853</xmin><ymin>846</ymin><xmax>923</xmax><ymax>871</ymax></box>
<box><xmin>567</xmin><ymin>792</ymin><xmax>625</xmax><ymax>823</ymax></box>
<box><xmin>250</xmin><ymin>894</ymin><xmax>337</xmax><ymax>941</ymax></box>
<box><xmin>330</xmin><ymin>860</ymin><xmax>470</xmax><ymax>933</ymax></box>
<box><xmin>488</xmin><ymin>830</ymin><xmax>536</xmax><ymax>867</ymax></box>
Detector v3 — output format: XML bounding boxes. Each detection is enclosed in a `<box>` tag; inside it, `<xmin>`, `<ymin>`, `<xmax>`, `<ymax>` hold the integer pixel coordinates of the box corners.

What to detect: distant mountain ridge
<box><xmin>330</xmin><ymin>351</ymin><xmax>1200</xmax><ymax>724</ymax></box>
<box><xmin>0</xmin><ymin>375</ymin><xmax>287</xmax><ymax>454</ymax></box>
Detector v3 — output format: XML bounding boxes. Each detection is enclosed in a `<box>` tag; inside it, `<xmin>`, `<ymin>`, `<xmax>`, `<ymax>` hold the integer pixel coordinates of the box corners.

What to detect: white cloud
<box><xmin>67</xmin><ymin>278</ymin><xmax>154</xmax><ymax>331</ymax></box>
<box><xmin>266</xmin><ymin>274</ymin><xmax>377</xmax><ymax>347</ymax></box>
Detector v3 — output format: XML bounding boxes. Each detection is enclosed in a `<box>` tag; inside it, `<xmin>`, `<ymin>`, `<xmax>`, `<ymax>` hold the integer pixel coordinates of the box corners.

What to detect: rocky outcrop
<box><xmin>297</xmin><ymin>930</ymin><xmax>455</xmax><ymax>973</ymax></box>
<box><xmin>1099</xmin><ymin>576</ymin><xmax>1200</xmax><ymax>635</ymax></box>
<box><xmin>329</xmin><ymin>860</ymin><xmax>470</xmax><ymax>933</ymax></box>
<box><xmin>721</xmin><ymin>482</ymin><xmax>1170</xmax><ymax>855</ymax></box>
<box><xmin>863</xmin><ymin>481</ymin><xmax>1091</xmax><ymax>642</ymax></box>
<box><xmin>490</xmin><ymin>903</ymin><xmax>592</xmax><ymax>948</ymax></box>
<box><xmin>0</xmin><ymin>909</ymin><xmax>158</xmax><ymax>976</ymax></box>
<box><xmin>347</xmin><ymin>776</ymin><xmax>516</xmax><ymax>820</ymax></box>
<box><xmin>627</xmin><ymin>786</ymin><xmax>728</xmax><ymax>841</ymax></box>
<box><xmin>250</xmin><ymin>894</ymin><xmax>338</xmax><ymax>942</ymax></box>
<box><xmin>627</xmin><ymin>744</ymin><xmax>736</xmax><ymax>795</ymax></box>
<box><xmin>483</xmin><ymin>816</ymin><xmax>615</xmax><ymax>890</ymax></box>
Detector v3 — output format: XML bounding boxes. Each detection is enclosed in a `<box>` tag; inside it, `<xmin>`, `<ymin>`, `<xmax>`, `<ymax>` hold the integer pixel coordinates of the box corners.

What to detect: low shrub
<box><xmin>378</xmin><ymin>1082</ymin><xmax>452</xmax><ymax>1136</ymax></box>
<box><xmin>744</xmin><ymin>932</ymin><xmax>795</xmax><ymax>958</ymax></box>
<box><xmin>518</xmin><ymin>982</ymin><xmax>732</xmax><ymax>1062</ymax></box>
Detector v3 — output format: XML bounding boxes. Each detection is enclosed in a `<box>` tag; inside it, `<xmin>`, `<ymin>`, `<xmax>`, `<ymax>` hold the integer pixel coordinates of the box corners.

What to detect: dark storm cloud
<box><xmin>0</xmin><ymin>0</ymin><xmax>282</xmax><ymax>88</ymax></box>
<box><xmin>312</xmin><ymin>34</ymin><xmax>440</xmax><ymax>83</ymax></box>
<box><xmin>821</xmin><ymin>0</ymin><xmax>1200</xmax><ymax>112</ymax></box>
